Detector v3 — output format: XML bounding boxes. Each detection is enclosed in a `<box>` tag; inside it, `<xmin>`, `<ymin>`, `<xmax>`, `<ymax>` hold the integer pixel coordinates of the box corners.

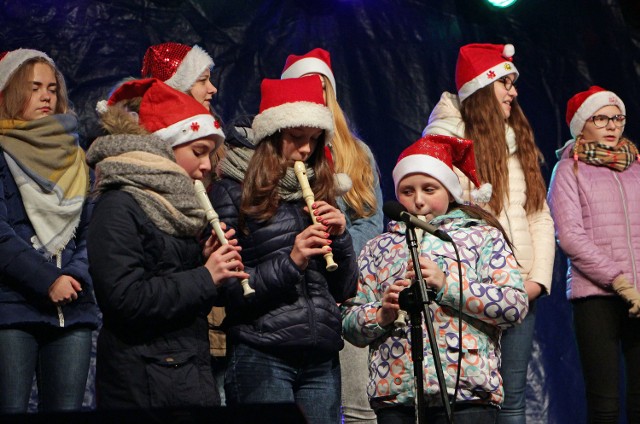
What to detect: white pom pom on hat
<box><xmin>104</xmin><ymin>78</ymin><xmax>225</xmax><ymax>148</ymax></box>
<box><xmin>455</xmin><ymin>43</ymin><xmax>519</xmax><ymax>102</ymax></box>
<box><xmin>393</xmin><ymin>134</ymin><xmax>491</xmax><ymax>204</ymax></box>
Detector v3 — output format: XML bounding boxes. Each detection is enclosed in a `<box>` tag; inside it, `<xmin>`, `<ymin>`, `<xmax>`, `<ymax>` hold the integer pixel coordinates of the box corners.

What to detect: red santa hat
<box><xmin>566</xmin><ymin>85</ymin><xmax>626</xmax><ymax>138</ymax></box>
<box><xmin>0</xmin><ymin>48</ymin><xmax>55</xmax><ymax>92</ymax></box>
<box><xmin>393</xmin><ymin>134</ymin><xmax>491</xmax><ymax>204</ymax></box>
<box><xmin>280</xmin><ymin>48</ymin><xmax>337</xmax><ymax>97</ymax></box>
<box><xmin>456</xmin><ymin>43</ymin><xmax>519</xmax><ymax>102</ymax></box>
<box><xmin>252</xmin><ymin>76</ymin><xmax>334</xmax><ymax>143</ymax></box>
<box><xmin>141</xmin><ymin>42</ymin><xmax>214</xmax><ymax>93</ymax></box>
<box><xmin>104</xmin><ymin>78</ymin><xmax>224</xmax><ymax>148</ymax></box>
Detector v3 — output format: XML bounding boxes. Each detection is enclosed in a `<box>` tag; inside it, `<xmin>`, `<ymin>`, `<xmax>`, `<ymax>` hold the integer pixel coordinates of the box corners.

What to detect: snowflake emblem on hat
<box><xmin>487</xmin><ymin>70</ymin><xmax>496</xmax><ymax>79</ymax></box>
<box><xmin>191</xmin><ymin>122</ymin><xmax>200</xmax><ymax>132</ymax></box>
<box><xmin>504</xmin><ymin>63</ymin><xmax>512</xmax><ymax>71</ymax></box>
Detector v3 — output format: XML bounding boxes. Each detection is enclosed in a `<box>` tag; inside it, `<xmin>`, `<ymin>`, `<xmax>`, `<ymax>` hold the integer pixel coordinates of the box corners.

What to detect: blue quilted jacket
<box><xmin>210</xmin><ymin>177</ymin><xmax>359</xmax><ymax>353</ymax></box>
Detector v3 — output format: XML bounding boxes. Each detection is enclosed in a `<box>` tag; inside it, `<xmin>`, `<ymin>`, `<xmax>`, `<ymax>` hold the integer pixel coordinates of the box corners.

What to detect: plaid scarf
<box><xmin>0</xmin><ymin>114</ymin><xmax>88</xmax><ymax>257</ymax></box>
<box><xmin>572</xmin><ymin>137</ymin><xmax>640</xmax><ymax>172</ymax></box>
<box><xmin>87</xmin><ymin>134</ymin><xmax>206</xmax><ymax>237</ymax></box>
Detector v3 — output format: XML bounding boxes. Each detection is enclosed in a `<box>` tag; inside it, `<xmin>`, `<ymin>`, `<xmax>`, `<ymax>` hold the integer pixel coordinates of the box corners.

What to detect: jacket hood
<box><xmin>98</xmin><ymin>98</ymin><xmax>149</xmax><ymax>137</ymax></box>
<box><xmin>556</xmin><ymin>139</ymin><xmax>576</xmax><ymax>160</ymax></box>
<box><xmin>422</xmin><ymin>92</ymin><xmax>465</xmax><ymax>137</ymax></box>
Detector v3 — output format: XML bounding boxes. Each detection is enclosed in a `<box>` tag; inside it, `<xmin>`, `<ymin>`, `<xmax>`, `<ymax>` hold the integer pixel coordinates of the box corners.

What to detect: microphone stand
<box><xmin>399</xmin><ymin>226</ymin><xmax>453</xmax><ymax>424</ymax></box>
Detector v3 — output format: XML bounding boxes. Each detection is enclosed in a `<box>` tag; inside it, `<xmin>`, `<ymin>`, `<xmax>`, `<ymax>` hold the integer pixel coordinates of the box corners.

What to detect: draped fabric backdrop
<box><xmin>2</xmin><ymin>0</ymin><xmax>639</xmax><ymax>422</ymax></box>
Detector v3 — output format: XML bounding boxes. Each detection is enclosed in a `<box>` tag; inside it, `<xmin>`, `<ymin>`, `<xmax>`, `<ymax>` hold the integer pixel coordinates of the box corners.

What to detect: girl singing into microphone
<box><xmin>209</xmin><ymin>76</ymin><xmax>358</xmax><ymax>424</ymax></box>
<box><xmin>87</xmin><ymin>79</ymin><xmax>248</xmax><ymax>409</ymax></box>
<box><xmin>342</xmin><ymin>135</ymin><xmax>528</xmax><ymax>424</ymax></box>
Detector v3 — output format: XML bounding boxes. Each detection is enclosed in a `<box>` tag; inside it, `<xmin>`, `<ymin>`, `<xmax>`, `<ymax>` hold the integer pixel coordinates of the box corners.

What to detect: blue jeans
<box><xmin>225</xmin><ymin>343</ymin><xmax>341</xmax><ymax>424</ymax></box>
<box><xmin>0</xmin><ymin>326</ymin><xmax>92</xmax><ymax>414</ymax></box>
<box><xmin>375</xmin><ymin>403</ymin><xmax>498</xmax><ymax>424</ymax></box>
<box><xmin>497</xmin><ymin>301</ymin><xmax>537</xmax><ymax>424</ymax></box>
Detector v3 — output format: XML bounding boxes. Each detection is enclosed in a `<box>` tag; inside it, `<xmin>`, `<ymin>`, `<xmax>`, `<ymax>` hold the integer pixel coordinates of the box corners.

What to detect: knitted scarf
<box><xmin>0</xmin><ymin>114</ymin><xmax>88</xmax><ymax>257</ymax></box>
<box><xmin>86</xmin><ymin>134</ymin><xmax>206</xmax><ymax>237</ymax></box>
<box><xmin>572</xmin><ymin>137</ymin><xmax>640</xmax><ymax>172</ymax></box>
<box><xmin>219</xmin><ymin>143</ymin><xmax>315</xmax><ymax>202</ymax></box>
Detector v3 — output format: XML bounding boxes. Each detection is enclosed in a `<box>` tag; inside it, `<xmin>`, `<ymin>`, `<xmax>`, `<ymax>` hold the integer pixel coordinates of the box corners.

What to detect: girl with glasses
<box><xmin>548</xmin><ymin>86</ymin><xmax>640</xmax><ymax>423</ymax></box>
<box><xmin>422</xmin><ymin>43</ymin><xmax>555</xmax><ymax>424</ymax></box>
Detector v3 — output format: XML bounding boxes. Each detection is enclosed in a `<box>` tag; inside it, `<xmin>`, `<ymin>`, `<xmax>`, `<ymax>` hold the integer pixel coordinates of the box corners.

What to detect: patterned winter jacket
<box><xmin>423</xmin><ymin>92</ymin><xmax>555</xmax><ymax>294</ymax></box>
<box><xmin>548</xmin><ymin>140</ymin><xmax>640</xmax><ymax>300</ymax></box>
<box><xmin>342</xmin><ymin>209</ymin><xmax>528</xmax><ymax>409</ymax></box>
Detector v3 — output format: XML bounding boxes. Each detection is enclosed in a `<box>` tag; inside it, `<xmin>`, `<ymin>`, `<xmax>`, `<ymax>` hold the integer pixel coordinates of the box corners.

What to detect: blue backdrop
<box><xmin>2</xmin><ymin>0</ymin><xmax>639</xmax><ymax>422</ymax></box>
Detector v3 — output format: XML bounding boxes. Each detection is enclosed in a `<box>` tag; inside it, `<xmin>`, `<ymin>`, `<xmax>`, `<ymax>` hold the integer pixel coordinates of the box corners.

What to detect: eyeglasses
<box><xmin>589</xmin><ymin>114</ymin><xmax>626</xmax><ymax>128</ymax></box>
<box><xmin>498</xmin><ymin>77</ymin><xmax>516</xmax><ymax>91</ymax></box>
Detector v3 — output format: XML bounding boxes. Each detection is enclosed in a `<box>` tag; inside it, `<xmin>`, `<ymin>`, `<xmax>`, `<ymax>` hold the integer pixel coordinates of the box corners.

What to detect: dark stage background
<box><xmin>2</xmin><ymin>0</ymin><xmax>640</xmax><ymax>422</ymax></box>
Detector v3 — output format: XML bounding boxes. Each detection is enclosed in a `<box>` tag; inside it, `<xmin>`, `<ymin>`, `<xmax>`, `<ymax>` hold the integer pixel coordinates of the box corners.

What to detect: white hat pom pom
<box><xmin>471</xmin><ymin>182</ymin><xmax>492</xmax><ymax>203</ymax></box>
<box><xmin>95</xmin><ymin>100</ymin><xmax>109</xmax><ymax>115</ymax></box>
<box><xmin>503</xmin><ymin>44</ymin><xmax>515</xmax><ymax>58</ymax></box>
<box><xmin>334</xmin><ymin>172</ymin><xmax>353</xmax><ymax>196</ymax></box>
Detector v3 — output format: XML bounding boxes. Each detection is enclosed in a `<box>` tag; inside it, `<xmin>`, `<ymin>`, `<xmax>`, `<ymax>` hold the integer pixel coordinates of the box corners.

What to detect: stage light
<box><xmin>485</xmin><ymin>0</ymin><xmax>518</xmax><ymax>8</ymax></box>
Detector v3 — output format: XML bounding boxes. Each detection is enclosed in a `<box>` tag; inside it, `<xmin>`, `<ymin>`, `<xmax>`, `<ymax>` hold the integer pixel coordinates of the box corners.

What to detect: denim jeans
<box><xmin>375</xmin><ymin>403</ymin><xmax>498</xmax><ymax>424</ymax></box>
<box><xmin>225</xmin><ymin>343</ymin><xmax>341</xmax><ymax>424</ymax></box>
<box><xmin>497</xmin><ymin>301</ymin><xmax>537</xmax><ymax>424</ymax></box>
<box><xmin>0</xmin><ymin>326</ymin><xmax>92</xmax><ymax>414</ymax></box>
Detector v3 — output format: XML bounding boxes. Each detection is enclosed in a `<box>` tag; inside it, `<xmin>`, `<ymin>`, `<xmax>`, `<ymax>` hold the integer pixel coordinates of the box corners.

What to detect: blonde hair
<box><xmin>0</xmin><ymin>57</ymin><xmax>70</xmax><ymax>120</ymax></box>
<box><xmin>323</xmin><ymin>76</ymin><xmax>377</xmax><ymax>218</ymax></box>
<box><xmin>460</xmin><ymin>84</ymin><xmax>546</xmax><ymax>215</ymax></box>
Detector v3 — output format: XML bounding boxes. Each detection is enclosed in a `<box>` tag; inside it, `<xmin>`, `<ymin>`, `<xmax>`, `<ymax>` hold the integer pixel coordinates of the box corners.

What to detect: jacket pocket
<box><xmin>141</xmin><ymin>350</ymin><xmax>202</xmax><ymax>408</ymax></box>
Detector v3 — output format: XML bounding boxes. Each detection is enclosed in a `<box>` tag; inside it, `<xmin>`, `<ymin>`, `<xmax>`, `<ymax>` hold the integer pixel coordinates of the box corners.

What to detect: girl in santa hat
<box><xmin>422</xmin><ymin>43</ymin><xmax>555</xmax><ymax>423</ymax></box>
<box><xmin>87</xmin><ymin>78</ymin><xmax>247</xmax><ymax>409</ymax></box>
<box><xmin>342</xmin><ymin>134</ymin><xmax>528</xmax><ymax>424</ymax></box>
<box><xmin>141</xmin><ymin>41</ymin><xmax>230</xmax><ymax>403</ymax></box>
<box><xmin>548</xmin><ymin>87</ymin><xmax>640</xmax><ymax>423</ymax></box>
<box><xmin>209</xmin><ymin>76</ymin><xmax>358</xmax><ymax>424</ymax></box>
<box><xmin>280</xmin><ymin>46</ymin><xmax>384</xmax><ymax>424</ymax></box>
<box><xmin>0</xmin><ymin>48</ymin><xmax>99</xmax><ymax>414</ymax></box>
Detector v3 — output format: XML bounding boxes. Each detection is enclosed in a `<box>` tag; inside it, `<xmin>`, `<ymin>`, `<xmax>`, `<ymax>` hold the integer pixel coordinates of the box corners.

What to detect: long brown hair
<box><xmin>0</xmin><ymin>57</ymin><xmax>70</xmax><ymax>120</ymax></box>
<box><xmin>323</xmin><ymin>76</ymin><xmax>377</xmax><ymax>218</ymax></box>
<box><xmin>240</xmin><ymin>130</ymin><xmax>336</xmax><ymax>223</ymax></box>
<box><xmin>460</xmin><ymin>84</ymin><xmax>546</xmax><ymax>215</ymax></box>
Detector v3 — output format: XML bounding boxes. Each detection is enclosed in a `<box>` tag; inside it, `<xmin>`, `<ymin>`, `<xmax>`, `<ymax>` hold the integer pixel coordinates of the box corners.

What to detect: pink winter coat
<box><xmin>547</xmin><ymin>140</ymin><xmax>640</xmax><ymax>300</ymax></box>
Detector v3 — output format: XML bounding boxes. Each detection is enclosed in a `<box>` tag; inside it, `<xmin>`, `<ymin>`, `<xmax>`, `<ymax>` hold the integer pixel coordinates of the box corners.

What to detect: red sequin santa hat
<box><xmin>456</xmin><ymin>43</ymin><xmax>519</xmax><ymax>102</ymax></box>
<box><xmin>252</xmin><ymin>75</ymin><xmax>334</xmax><ymax>143</ymax></box>
<box><xmin>280</xmin><ymin>48</ymin><xmax>337</xmax><ymax>97</ymax></box>
<box><xmin>393</xmin><ymin>134</ymin><xmax>492</xmax><ymax>204</ymax></box>
<box><xmin>105</xmin><ymin>78</ymin><xmax>224</xmax><ymax>148</ymax></box>
<box><xmin>566</xmin><ymin>85</ymin><xmax>626</xmax><ymax>138</ymax></box>
<box><xmin>141</xmin><ymin>42</ymin><xmax>214</xmax><ymax>93</ymax></box>
<box><xmin>0</xmin><ymin>48</ymin><xmax>55</xmax><ymax>92</ymax></box>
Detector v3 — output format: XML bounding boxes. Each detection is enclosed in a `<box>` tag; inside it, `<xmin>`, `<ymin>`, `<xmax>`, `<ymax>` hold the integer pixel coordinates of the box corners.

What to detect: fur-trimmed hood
<box><xmin>97</xmin><ymin>98</ymin><xmax>148</xmax><ymax>137</ymax></box>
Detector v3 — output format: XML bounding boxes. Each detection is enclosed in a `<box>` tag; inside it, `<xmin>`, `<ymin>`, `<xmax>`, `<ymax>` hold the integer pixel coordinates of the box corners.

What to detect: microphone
<box><xmin>383</xmin><ymin>201</ymin><xmax>452</xmax><ymax>242</ymax></box>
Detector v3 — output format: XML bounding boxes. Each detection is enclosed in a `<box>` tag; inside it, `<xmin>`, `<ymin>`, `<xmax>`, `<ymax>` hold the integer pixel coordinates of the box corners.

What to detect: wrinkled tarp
<box><xmin>2</xmin><ymin>0</ymin><xmax>640</xmax><ymax>421</ymax></box>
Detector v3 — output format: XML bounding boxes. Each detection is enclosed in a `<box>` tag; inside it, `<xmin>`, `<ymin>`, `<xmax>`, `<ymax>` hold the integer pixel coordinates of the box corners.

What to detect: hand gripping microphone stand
<box><xmin>400</xmin><ymin>225</ymin><xmax>453</xmax><ymax>424</ymax></box>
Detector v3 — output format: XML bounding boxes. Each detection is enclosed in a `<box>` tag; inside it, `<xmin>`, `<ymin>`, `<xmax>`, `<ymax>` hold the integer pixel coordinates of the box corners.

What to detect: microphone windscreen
<box><xmin>382</xmin><ymin>200</ymin><xmax>407</xmax><ymax>221</ymax></box>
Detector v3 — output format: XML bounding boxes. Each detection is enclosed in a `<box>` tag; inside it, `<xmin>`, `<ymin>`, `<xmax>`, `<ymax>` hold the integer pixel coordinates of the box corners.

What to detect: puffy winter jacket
<box><xmin>548</xmin><ymin>140</ymin><xmax>640</xmax><ymax>299</ymax></box>
<box><xmin>423</xmin><ymin>92</ymin><xmax>555</xmax><ymax>294</ymax></box>
<box><xmin>342</xmin><ymin>209</ymin><xmax>528</xmax><ymax>409</ymax></box>
<box><xmin>0</xmin><ymin>150</ymin><xmax>99</xmax><ymax>329</ymax></box>
<box><xmin>88</xmin><ymin>189</ymin><xmax>219</xmax><ymax>409</ymax></box>
<box><xmin>210</xmin><ymin>177</ymin><xmax>359</xmax><ymax>353</ymax></box>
